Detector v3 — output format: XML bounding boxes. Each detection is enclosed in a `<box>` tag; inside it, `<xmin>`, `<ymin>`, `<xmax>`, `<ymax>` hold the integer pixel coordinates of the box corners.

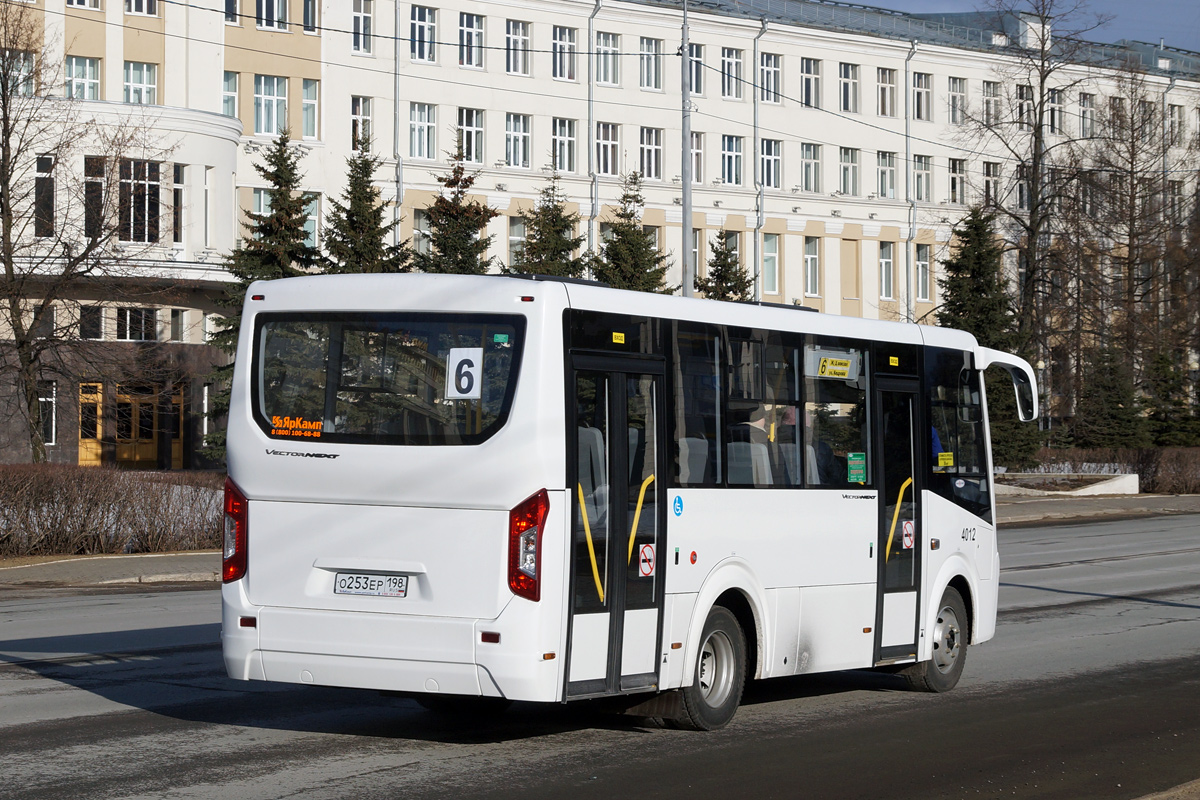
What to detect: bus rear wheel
<box><xmin>902</xmin><ymin>586</ymin><xmax>967</xmax><ymax>693</ymax></box>
<box><xmin>675</xmin><ymin>605</ymin><xmax>746</xmax><ymax>731</ymax></box>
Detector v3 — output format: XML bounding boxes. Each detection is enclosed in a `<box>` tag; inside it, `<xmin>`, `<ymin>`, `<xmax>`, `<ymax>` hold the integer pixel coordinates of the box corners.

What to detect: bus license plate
<box><xmin>334</xmin><ymin>573</ymin><xmax>408</xmax><ymax>597</ymax></box>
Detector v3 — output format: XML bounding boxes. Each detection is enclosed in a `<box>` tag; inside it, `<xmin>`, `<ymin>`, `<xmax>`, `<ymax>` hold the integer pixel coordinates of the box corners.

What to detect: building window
<box><xmin>691</xmin><ymin>132</ymin><xmax>703</xmax><ymax>184</ymax></box>
<box><xmin>303</xmin><ymin>196</ymin><xmax>318</xmax><ymax>248</ymax></box>
<box><xmin>636</xmin><ymin>38</ymin><xmax>663</xmax><ymax>91</ymax></box>
<box><xmin>877</xmin><ymin>67</ymin><xmax>896</xmax><ymax>117</ymax></box>
<box><xmin>126</xmin><ymin>0</ymin><xmax>157</xmax><ymax>15</ymax></box>
<box><xmin>352</xmin><ymin>0</ymin><xmax>373</xmax><ymax>53</ymax></box>
<box><xmin>32</xmin><ymin>305</ymin><xmax>55</xmax><ymax>339</ymax></box>
<box><xmin>916</xmin><ymin>243</ymin><xmax>931</xmax><ymax>302</ymax></box>
<box><xmin>350</xmin><ymin>96</ymin><xmax>371</xmax><ymax>150</ymax></box>
<box><xmin>552</xmin><ymin>117</ymin><xmax>576</xmax><ymax>172</ymax></box>
<box><xmin>411</xmin><ymin>6</ymin><xmax>436</xmax><ymax>62</ymax></box>
<box><xmin>457</xmin><ymin>107</ymin><xmax>484</xmax><ymax>163</ymax></box>
<box><xmin>410</xmin><ymin>102</ymin><xmax>435</xmax><ymax>159</ymax></box>
<box><xmin>170</xmin><ymin>308</ymin><xmax>185</xmax><ymax>341</ymax></box>
<box><xmin>119</xmin><ymin>159</ymin><xmax>160</xmax><ymax>243</ymax></box>
<box><xmin>760</xmin><ymin>53</ymin><xmax>781</xmax><ymax>103</ymax></box>
<box><xmin>302</xmin><ymin>0</ymin><xmax>316</xmax><ymax>32</ymax></box>
<box><xmin>1016</xmin><ymin>164</ymin><xmax>1029</xmax><ymax>211</ymax></box>
<box><xmin>171</xmin><ymin>163</ymin><xmax>185</xmax><ymax>244</ymax></box>
<box><xmin>116</xmin><ymin>308</ymin><xmax>157</xmax><ymax>341</ymax></box>
<box><xmin>505</xmin><ymin>20</ymin><xmax>530</xmax><ymax>76</ymax></box>
<box><xmin>254</xmin><ymin>74</ymin><xmax>286</xmax><ymax>135</ymax></box>
<box><xmin>68</xmin><ymin>0</ymin><xmax>101</xmax><ymax>8</ymax></box>
<box><xmin>720</xmin><ymin>48</ymin><xmax>742</xmax><ymax>99</ymax></box>
<box><xmin>876</xmin><ymin>151</ymin><xmax>896</xmax><ymax>200</ymax></box>
<box><xmin>804</xmin><ymin>236</ymin><xmax>820</xmax><ymax>296</ymax></box>
<box><xmin>913</xmin><ymin>72</ymin><xmax>932</xmax><ymax>121</ymax></box>
<box><xmin>761</xmin><ymin>139</ymin><xmax>782</xmax><ymax>190</ymax></box>
<box><xmin>553</xmin><ymin>26</ymin><xmax>577</xmax><ymax>81</ymax></box>
<box><xmin>948</xmin><ymin>77</ymin><xmax>966</xmax><ymax>125</ymax></box>
<box><xmin>85</xmin><ymin>157</ymin><xmax>104</xmax><ymax>240</ymax></box>
<box><xmin>763</xmin><ymin>233</ymin><xmax>779</xmax><ymax>295</ymax></box>
<box><xmin>222</xmin><ymin>71</ymin><xmax>238</xmax><ymax>117</ymax></box>
<box><xmin>640</xmin><ymin>127</ymin><xmax>663</xmax><ymax>180</ymax></box>
<box><xmin>914</xmin><ymin>154</ymin><xmax>932</xmax><ymax>202</ymax></box>
<box><xmin>596</xmin><ymin>122</ymin><xmax>619</xmax><ymax>176</ymax></box>
<box><xmin>80</xmin><ymin>306</ymin><xmax>103</xmax><ymax>340</ymax></box>
<box><xmin>800</xmin><ymin>143</ymin><xmax>821</xmax><ymax>192</ymax></box>
<box><xmin>1017</xmin><ymin>84</ymin><xmax>1033</xmax><ymax>130</ymax></box>
<box><xmin>596</xmin><ymin>32</ymin><xmax>618</xmax><ymax>86</ymax></box>
<box><xmin>879</xmin><ymin>242</ymin><xmax>894</xmax><ymax>300</ymax></box>
<box><xmin>983</xmin><ymin>81</ymin><xmax>1001</xmax><ymax>126</ymax></box>
<box><xmin>949</xmin><ymin>159</ymin><xmax>966</xmax><ymax>204</ymax></box>
<box><xmin>459</xmin><ymin>13</ymin><xmax>484</xmax><ymax>69</ymax></box>
<box><xmin>983</xmin><ymin>162</ymin><xmax>1000</xmax><ymax>205</ymax></box>
<box><xmin>123</xmin><ymin>61</ymin><xmax>157</xmax><ymax>105</ymax></box>
<box><xmin>505</xmin><ymin>113</ymin><xmax>531</xmax><ymax>168</ymax></box>
<box><xmin>689</xmin><ymin>44</ymin><xmax>704</xmax><ymax>95</ymax></box>
<box><xmin>1079</xmin><ymin>93</ymin><xmax>1095</xmax><ymax>138</ymax></box>
<box><xmin>65</xmin><ymin>56</ymin><xmax>100</xmax><ymax>100</ymax></box>
<box><xmin>35</xmin><ymin>155</ymin><xmax>54</xmax><ymax>238</ymax></box>
<box><xmin>413</xmin><ymin>209</ymin><xmax>431</xmax><ymax>255</ymax></box>
<box><xmin>1047</xmin><ymin>88</ymin><xmax>1065</xmax><ymax>134</ymax></box>
<box><xmin>839</xmin><ymin>63</ymin><xmax>859</xmax><ymax>113</ymax></box>
<box><xmin>1168</xmin><ymin>104</ymin><xmax>1185</xmax><ymax>145</ymax></box>
<box><xmin>225</xmin><ymin>0</ymin><xmax>238</xmax><ymax>22</ymax></box>
<box><xmin>839</xmin><ymin>147</ymin><xmax>859</xmax><ymax>196</ymax></box>
<box><xmin>721</xmin><ymin>135</ymin><xmax>743</xmax><ymax>185</ymax></box>
<box><xmin>256</xmin><ymin>0</ymin><xmax>285</xmax><ymax>29</ymax></box>
<box><xmin>801</xmin><ymin>58</ymin><xmax>820</xmax><ymax>108</ymax></box>
<box><xmin>38</xmin><ymin>381</ymin><xmax>56</xmax><ymax>446</ymax></box>
<box><xmin>302</xmin><ymin>79</ymin><xmax>318</xmax><ymax>138</ymax></box>
<box><xmin>508</xmin><ymin>216</ymin><xmax>526</xmax><ymax>265</ymax></box>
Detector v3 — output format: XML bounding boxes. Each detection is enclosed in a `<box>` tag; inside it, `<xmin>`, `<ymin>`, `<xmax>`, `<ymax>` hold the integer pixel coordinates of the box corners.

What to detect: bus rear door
<box><xmin>566</xmin><ymin>355</ymin><xmax>666</xmax><ymax>698</ymax></box>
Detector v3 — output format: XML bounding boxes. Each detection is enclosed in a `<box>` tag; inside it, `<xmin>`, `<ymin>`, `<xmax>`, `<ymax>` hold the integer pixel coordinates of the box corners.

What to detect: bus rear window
<box><xmin>253</xmin><ymin>313</ymin><xmax>525</xmax><ymax>446</ymax></box>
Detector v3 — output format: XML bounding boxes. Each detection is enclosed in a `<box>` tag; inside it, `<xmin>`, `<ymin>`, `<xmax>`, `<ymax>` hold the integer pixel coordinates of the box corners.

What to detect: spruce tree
<box><xmin>593</xmin><ymin>172</ymin><xmax>672</xmax><ymax>293</ymax></box>
<box><xmin>1073</xmin><ymin>346</ymin><xmax>1150</xmax><ymax>448</ymax></box>
<box><xmin>694</xmin><ymin>231</ymin><xmax>752</xmax><ymax>301</ymax></box>
<box><xmin>1142</xmin><ymin>350</ymin><xmax>1196</xmax><ymax>446</ymax></box>
<box><xmin>412</xmin><ymin>139</ymin><xmax>498</xmax><ymax>274</ymax></box>
<box><xmin>204</xmin><ymin>131</ymin><xmax>317</xmax><ymax>461</ymax></box>
<box><xmin>936</xmin><ymin>206</ymin><xmax>1041</xmax><ymax>468</ymax></box>
<box><xmin>507</xmin><ymin>169</ymin><xmax>587</xmax><ymax>277</ymax></box>
<box><xmin>321</xmin><ymin>137</ymin><xmax>410</xmax><ymax>274</ymax></box>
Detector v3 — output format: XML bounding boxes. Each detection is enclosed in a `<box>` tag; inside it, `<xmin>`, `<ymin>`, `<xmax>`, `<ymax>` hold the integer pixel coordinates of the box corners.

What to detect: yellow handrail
<box><xmin>627</xmin><ymin>474</ymin><xmax>657</xmax><ymax>565</ymax></box>
<box><xmin>577</xmin><ymin>483</ymin><xmax>605</xmax><ymax>603</ymax></box>
<box><xmin>884</xmin><ymin>477</ymin><xmax>913</xmax><ymax>562</ymax></box>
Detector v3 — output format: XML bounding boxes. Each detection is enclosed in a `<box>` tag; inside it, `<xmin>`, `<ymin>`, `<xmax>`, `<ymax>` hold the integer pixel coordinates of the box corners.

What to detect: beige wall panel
<box><xmin>840</xmin><ymin>239</ymin><xmax>861</xmax><ymax>319</ymax></box>
<box><xmin>64</xmin><ymin>14</ymin><xmax>105</xmax><ymax>59</ymax></box>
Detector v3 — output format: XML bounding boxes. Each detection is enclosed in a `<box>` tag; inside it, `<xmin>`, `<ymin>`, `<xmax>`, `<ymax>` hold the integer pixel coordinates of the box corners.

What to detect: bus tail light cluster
<box><xmin>223</xmin><ymin>478</ymin><xmax>249</xmax><ymax>583</ymax></box>
<box><xmin>508</xmin><ymin>489</ymin><xmax>549</xmax><ymax>601</ymax></box>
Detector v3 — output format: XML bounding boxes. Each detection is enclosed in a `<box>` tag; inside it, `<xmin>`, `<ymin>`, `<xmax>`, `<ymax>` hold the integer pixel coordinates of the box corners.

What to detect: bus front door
<box><xmin>874</xmin><ymin>380</ymin><xmax>922</xmax><ymax>663</ymax></box>
<box><xmin>567</xmin><ymin>359</ymin><xmax>665</xmax><ymax>698</ymax></box>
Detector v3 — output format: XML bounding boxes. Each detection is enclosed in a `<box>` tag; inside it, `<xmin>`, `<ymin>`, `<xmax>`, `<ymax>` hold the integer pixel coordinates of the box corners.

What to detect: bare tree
<box><xmin>0</xmin><ymin>2</ymin><xmax>172</xmax><ymax>462</ymax></box>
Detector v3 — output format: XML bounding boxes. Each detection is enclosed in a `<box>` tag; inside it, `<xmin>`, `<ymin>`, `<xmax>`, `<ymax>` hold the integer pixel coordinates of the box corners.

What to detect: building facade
<box><xmin>8</xmin><ymin>0</ymin><xmax>1200</xmax><ymax>466</ymax></box>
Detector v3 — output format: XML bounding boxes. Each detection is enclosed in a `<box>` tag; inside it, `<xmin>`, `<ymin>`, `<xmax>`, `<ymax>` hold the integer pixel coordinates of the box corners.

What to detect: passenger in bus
<box><xmin>803</xmin><ymin>407</ymin><xmax>841</xmax><ymax>486</ymax></box>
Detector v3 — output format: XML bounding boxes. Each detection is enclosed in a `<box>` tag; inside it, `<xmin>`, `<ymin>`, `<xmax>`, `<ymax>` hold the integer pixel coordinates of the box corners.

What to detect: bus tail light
<box><xmin>508</xmin><ymin>489</ymin><xmax>549</xmax><ymax>601</ymax></box>
<box><xmin>223</xmin><ymin>478</ymin><xmax>249</xmax><ymax>583</ymax></box>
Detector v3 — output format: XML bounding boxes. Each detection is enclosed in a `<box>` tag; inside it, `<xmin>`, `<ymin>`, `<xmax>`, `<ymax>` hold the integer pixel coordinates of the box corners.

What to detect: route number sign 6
<box><xmin>445</xmin><ymin>348</ymin><xmax>484</xmax><ymax>400</ymax></box>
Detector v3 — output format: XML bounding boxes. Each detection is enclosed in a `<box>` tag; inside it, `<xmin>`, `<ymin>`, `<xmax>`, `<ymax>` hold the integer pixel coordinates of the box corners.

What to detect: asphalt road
<box><xmin>1</xmin><ymin>515</ymin><xmax>1198</xmax><ymax>800</ymax></box>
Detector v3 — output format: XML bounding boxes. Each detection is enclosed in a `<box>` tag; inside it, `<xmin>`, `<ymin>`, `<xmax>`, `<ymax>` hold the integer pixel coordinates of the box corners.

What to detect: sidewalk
<box><xmin>2</xmin><ymin>494</ymin><xmax>1199</xmax><ymax>588</ymax></box>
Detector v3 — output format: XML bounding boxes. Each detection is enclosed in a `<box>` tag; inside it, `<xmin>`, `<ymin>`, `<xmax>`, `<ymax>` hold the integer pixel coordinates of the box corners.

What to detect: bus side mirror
<box><xmin>976</xmin><ymin>348</ymin><xmax>1039</xmax><ymax>423</ymax></box>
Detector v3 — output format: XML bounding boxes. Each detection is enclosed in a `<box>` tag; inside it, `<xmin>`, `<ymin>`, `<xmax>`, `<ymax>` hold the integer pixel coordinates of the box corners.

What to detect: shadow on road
<box><xmin>0</xmin><ymin>623</ymin><xmax>897</xmax><ymax>745</ymax></box>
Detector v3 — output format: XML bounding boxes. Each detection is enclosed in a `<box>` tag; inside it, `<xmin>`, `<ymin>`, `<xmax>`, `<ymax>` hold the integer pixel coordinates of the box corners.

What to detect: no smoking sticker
<box><xmin>902</xmin><ymin>520</ymin><xmax>915</xmax><ymax>550</ymax></box>
<box><xmin>639</xmin><ymin>544</ymin><xmax>656</xmax><ymax>577</ymax></box>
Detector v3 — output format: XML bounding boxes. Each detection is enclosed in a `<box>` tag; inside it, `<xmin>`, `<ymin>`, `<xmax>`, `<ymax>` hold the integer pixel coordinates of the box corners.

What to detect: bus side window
<box><xmin>925</xmin><ymin>347</ymin><xmax>991</xmax><ymax>522</ymax></box>
<box><xmin>672</xmin><ymin>323</ymin><xmax>721</xmax><ymax>487</ymax></box>
<box><xmin>802</xmin><ymin>340</ymin><xmax>870</xmax><ymax>488</ymax></box>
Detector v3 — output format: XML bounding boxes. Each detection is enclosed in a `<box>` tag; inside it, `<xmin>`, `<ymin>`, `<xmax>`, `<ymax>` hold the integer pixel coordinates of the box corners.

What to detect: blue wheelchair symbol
<box><xmin>673</xmin><ymin>496</ymin><xmax>684</xmax><ymax>517</ymax></box>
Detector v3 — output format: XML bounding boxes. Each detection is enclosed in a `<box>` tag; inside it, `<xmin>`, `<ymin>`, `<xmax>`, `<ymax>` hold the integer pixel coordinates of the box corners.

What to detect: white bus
<box><xmin>221</xmin><ymin>273</ymin><xmax>1037</xmax><ymax>729</ymax></box>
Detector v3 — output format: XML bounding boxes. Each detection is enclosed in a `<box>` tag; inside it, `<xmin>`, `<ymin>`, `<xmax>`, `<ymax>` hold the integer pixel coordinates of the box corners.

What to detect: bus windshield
<box><xmin>252</xmin><ymin>312</ymin><xmax>526</xmax><ymax>446</ymax></box>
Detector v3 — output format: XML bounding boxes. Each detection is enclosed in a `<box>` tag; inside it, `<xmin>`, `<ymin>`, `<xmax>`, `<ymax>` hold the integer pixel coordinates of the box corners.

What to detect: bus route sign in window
<box><xmin>253</xmin><ymin>313</ymin><xmax>525</xmax><ymax>446</ymax></box>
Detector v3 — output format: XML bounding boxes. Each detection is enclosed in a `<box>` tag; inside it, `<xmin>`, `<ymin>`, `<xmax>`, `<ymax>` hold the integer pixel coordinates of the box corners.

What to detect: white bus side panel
<box><xmin>667</xmin><ymin>489</ymin><xmax>879</xmax><ymax>682</ymax></box>
<box><xmin>919</xmin><ymin>491</ymin><xmax>997</xmax><ymax>658</ymax></box>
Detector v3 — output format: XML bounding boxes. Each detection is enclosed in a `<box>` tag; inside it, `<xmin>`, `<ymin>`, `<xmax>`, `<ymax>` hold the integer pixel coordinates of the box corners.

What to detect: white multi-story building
<box><xmin>9</xmin><ymin>0</ymin><xmax>1200</xmax><ymax>466</ymax></box>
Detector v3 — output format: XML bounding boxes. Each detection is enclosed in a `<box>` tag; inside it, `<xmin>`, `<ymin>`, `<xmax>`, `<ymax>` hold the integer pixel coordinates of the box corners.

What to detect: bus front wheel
<box><xmin>675</xmin><ymin>605</ymin><xmax>746</xmax><ymax>730</ymax></box>
<box><xmin>902</xmin><ymin>586</ymin><xmax>968</xmax><ymax>693</ymax></box>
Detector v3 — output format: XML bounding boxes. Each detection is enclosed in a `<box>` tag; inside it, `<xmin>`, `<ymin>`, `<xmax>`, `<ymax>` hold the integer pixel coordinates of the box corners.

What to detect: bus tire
<box><xmin>902</xmin><ymin>586</ymin><xmax>967</xmax><ymax>693</ymax></box>
<box><xmin>675</xmin><ymin>605</ymin><xmax>746</xmax><ymax>731</ymax></box>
